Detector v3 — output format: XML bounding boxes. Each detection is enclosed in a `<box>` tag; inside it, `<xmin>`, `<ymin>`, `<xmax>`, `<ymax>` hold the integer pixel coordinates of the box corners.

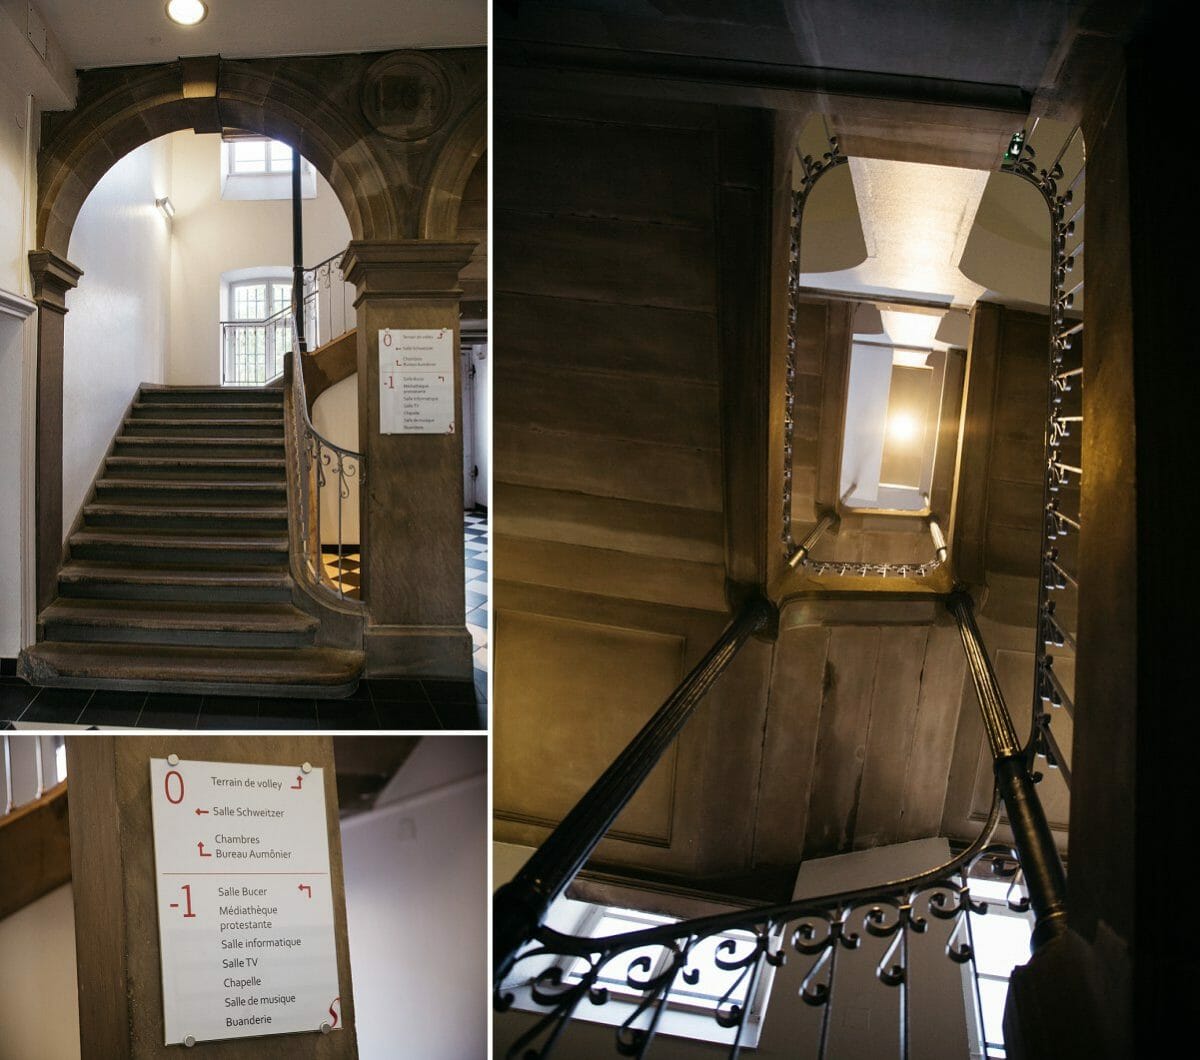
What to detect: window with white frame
<box><xmin>229</xmin><ymin>278</ymin><xmax>293</xmax><ymax>323</ymax></box>
<box><xmin>963</xmin><ymin>873</ymin><xmax>1036</xmax><ymax>1059</ymax></box>
<box><xmin>503</xmin><ymin>900</ymin><xmax>777</xmax><ymax>1049</ymax></box>
<box><xmin>220</xmin><ymin>136</ymin><xmax>316</xmax><ymax>201</ymax></box>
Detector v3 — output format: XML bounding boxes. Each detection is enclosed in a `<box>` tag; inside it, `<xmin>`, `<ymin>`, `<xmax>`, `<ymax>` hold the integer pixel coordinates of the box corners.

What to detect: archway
<box><xmin>27</xmin><ymin>49</ymin><xmax>485</xmax><ymax>682</ymax></box>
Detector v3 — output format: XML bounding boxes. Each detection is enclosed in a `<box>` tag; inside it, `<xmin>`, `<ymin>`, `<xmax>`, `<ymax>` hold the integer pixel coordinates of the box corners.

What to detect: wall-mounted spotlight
<box><xmin>155</xmin><ymin>197</ymin><xmax>176</xmax><ymax>220</ymax></box>
<box><xmin>166</xmin><ymin>0</ymin><xmax>208</xmax><ymax>27</ymax></box>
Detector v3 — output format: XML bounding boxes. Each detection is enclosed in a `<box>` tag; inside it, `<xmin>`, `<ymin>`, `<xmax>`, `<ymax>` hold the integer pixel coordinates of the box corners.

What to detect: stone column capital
<box><xmin>28</xmin><ymin>250</ymin><xmax>83</xmax><ymax>314</ymax></box>
<box><xmin>341</xmin><ymin>240</ymin><xmax>476</xmax><ymax>299</ymax></box>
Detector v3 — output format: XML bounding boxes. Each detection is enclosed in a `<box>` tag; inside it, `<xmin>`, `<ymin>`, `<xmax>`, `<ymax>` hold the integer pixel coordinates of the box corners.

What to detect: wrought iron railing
<box><xmin>298</xmin><ymin>250</ymin><xmax>355</xmax><ymax>352</ymax></box>
<box><xmin>494</xmin><ymin>589</ymin><xmax>1066</xmax><ymax>1058</ymax></box>
<box><xmin>221</xmin><ymin>306</ymin><xmax>294</xmax><ymax>386</ymax></box>
<box><xmin>1002</xmin><ymin>126</ymin><xmax>1085</xmax><ymax>789</ymax></box>
<box><xmin>287</xmin><ymin>344</ymin><xmax>363</xmax><ymax>602</ymax></box>
<box><xmin>2</xmin><ymin>734</ymin><xmax>63</xmax><ymax>817</ymax></box>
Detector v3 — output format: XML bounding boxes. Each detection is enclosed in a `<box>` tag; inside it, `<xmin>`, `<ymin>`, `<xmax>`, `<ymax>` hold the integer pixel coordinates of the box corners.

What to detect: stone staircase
<box><xmin>19</xmin><ymin>384</ymin><xmax>364</xmax><ymax>697</ymax></box>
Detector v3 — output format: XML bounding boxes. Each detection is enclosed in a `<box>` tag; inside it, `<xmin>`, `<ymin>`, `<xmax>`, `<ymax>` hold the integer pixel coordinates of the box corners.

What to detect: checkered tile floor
<box><xmin>320</xmin><ymin>509</ymin><xmax>488</xmax><ymax>703</ymax></box>
<box><xmin>464</xmin><ymin>509</ymin><xmax>489</xmax><ymax>700</ymax></box>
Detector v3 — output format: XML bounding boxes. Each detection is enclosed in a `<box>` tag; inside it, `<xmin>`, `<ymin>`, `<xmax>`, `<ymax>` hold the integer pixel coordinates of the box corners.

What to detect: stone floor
<box><xmin>0</xmin><ymin>509</ymin><xmax>489</xmax><ymax>732</ymax></box>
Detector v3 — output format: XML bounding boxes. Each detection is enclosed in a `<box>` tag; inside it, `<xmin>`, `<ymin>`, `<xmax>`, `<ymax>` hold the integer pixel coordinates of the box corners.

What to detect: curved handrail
<box><xmin>285</xmin><ymin>340</ymin><xmax>365</xmax><ymax>605</ymax></box>
<box><xmin>493</xmin><ymin>594</ymin><xmax>776</xmax><ymax>984</ymax></box>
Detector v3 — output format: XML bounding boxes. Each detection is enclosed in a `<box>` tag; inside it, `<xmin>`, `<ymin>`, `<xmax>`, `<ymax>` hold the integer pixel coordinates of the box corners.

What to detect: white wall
<box><xmin>62</xmin><ymin>139</ymin><xmax>172</xmax><ymax>538</ymax></box>
<box><xmin>340</xmin><ymin>737</ymin><xmax>487</xmax><ymax>1060</ymax></box>
<box><xmin>166</xmin><ymin>132</ymin><xmax>352</xmax><ymax>385</ymax></box>
<box><xmin>0</xmin><ymin>884</ymin><xmax>80</xmax><ymax>1060</ymax></box>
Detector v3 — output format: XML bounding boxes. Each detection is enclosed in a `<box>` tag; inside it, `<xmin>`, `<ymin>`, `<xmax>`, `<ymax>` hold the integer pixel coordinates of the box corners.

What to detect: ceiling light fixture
<box><xmin>887</xmin><ymin>412</ymin><xmax>919</xmax><ymax>445</ymax></box>
<box><xmin>166</xmin><ymin>0</ymin><xmax>208</xmax><ymax>27</ymax></box>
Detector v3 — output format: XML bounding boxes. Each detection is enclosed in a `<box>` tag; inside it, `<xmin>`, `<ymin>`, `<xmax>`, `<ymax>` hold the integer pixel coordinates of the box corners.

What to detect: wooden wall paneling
<box><xmin>852</xmin><ymin>624</ymin><xmax>932</xmax><ymax>848</ymax></box>
<box><xmin>66</xmin><ymin>735</ymin><xmax>358</xmax><ymax>1059</ymax></box>
<box><xmin>752</xmin><ymin>624</ymin><xmax>832</xmax><ymax>865</ymax></box>
<box><xmin>803</xmin><ymin>625</ymin><xmax>881</xmax><ymax>857</ymax></box>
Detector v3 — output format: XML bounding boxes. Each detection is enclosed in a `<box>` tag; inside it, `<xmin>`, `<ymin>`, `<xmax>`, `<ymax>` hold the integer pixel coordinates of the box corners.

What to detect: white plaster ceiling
<box><xmin>802</xmin><ymin>156</ymin><xmax>990</xmax><ymax>310</ymax></box>
<box><xmin>36</xmin><ymin>0</ymin><xmax>484</xmax><ymax>69</ymax></box>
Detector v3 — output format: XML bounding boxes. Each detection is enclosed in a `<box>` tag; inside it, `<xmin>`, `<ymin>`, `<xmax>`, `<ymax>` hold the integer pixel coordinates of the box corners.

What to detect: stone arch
<box><xmin>36</xmin><ymin>57</ymin><xmax>403</xmax><ymax>259</ymax></box>
<box><xmin>419</xmin><ymin>96</ymin><xmax>486</xmax><ymax>240</ymax></box>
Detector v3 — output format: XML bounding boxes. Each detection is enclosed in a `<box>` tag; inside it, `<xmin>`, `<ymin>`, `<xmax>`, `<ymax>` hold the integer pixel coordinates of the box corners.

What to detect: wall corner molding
<box><xmin>0</xmin><ymin>287</ymin><xmax>37</xmax><ymax>320</ymax></box>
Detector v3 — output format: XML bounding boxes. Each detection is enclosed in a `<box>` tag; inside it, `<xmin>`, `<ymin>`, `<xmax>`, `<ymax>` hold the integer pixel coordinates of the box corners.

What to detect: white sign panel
<box><xmin>149</xmin><ymin>758</ymin><xmax>342</xmax><ymax>1045</ymax></box>
<box><xmin>379</xmin><ymin>327</ymin><xmax>456</xmax><ymax>434</ymax></box>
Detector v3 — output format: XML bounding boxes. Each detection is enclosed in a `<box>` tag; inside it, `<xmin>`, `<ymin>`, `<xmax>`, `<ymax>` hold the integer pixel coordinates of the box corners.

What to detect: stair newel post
<box><xmin>946</xmin><ymin>591</ymin><xmax>1068</xmax><ymax>950</ymax></box>
<box><xmin>493</xmin><ymin>595</ymin><xmax>776</xmax><ymax>985</ymax></box>
<box><xmin>291</xmin><ymin>146</ymin><xmax>306</xmax><ymax>354</ymax></box>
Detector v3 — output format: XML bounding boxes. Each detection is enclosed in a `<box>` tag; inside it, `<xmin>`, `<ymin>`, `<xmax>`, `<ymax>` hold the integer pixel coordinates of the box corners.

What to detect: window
<box><xmin>220</xmin><ymin>136</ymin><xmax>316</xmax><ymax>201</ymax></box>
<box><xmin>228</xmin><ymin>138</ymin><xmax>296</xmax><ymax>174</ymax></box>
<box><xmin>229</xmin><ymin>278</ymin><xmax>293</xmax><ymax>322</ymax></box>
<box><xmin>963</xmin><ymin>874</ymin><xmax>1035</xmax><ymax>1059</ymax></box>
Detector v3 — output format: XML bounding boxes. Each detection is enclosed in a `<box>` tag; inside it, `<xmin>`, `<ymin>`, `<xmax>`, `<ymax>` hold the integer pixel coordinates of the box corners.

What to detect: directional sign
<box><xmin>379</xmin><ymin>327</ymin><xmax>456</xmax><ymax>434</ymax></box>
<box><xmin>149</xmin><ymin>758</ymin><xmax>342</xmax><ymax>1045</ymax></box>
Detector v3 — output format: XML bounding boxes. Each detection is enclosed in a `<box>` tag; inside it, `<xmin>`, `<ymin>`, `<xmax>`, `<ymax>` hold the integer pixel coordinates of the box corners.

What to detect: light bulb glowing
<box><xmin>166</xmin><ymin>0</ymin><xmax>208</xmax><ymax>26</ymax></box>
<box><xmin>888</xmin><ymin>412</ymin><xmax>918</xmax><ymax>445</ymax></box>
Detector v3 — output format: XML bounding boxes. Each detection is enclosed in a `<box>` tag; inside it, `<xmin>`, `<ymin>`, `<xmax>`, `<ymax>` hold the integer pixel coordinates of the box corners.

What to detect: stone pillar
<box><xmin>341</xmin><ymin>241</ymin><xmax>476</xmax><ymax>679</ymax></box>
<box><xmin>65</xmin><ymin>735</ymin><xmax>359</xmax><ymax>1058</ymax></box>
<box><xmin>28</xmin><ymin>250</ymin><xmax>82</xmax><ymax>613</ymax></box>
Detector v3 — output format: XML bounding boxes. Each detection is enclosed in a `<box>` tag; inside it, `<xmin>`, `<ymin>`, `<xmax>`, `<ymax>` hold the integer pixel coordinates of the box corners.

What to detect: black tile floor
<box><xmin>0</xmin><ymin>511</ymin><xmax>489</xmax><ymax>732</ymax></box>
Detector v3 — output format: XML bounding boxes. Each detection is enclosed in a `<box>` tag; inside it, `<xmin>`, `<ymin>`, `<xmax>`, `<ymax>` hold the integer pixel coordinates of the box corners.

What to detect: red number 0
<box><xmin>383</xmin><ymin>332</ymin><xmax>393</xmax><ymax>347</ymax></box>
<box><xmin>164</xmin><ymin>770</ymin><xmax>185</xmax><ymax>804</ymax></box>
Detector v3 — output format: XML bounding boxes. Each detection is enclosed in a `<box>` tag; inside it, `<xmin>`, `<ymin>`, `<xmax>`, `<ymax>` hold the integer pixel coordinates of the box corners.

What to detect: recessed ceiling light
<box><xmin>887</xmin><ymin>412</ymin><xmax>919</xmax><ymax>445</ymax></box>
<box><xmin>166</xmin><ymin>0</ymin><xmax>208</xmax><ymax>26</ymax></box>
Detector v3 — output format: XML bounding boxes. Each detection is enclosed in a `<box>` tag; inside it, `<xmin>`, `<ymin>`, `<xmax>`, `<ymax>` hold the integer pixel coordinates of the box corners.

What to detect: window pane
<box><xmin>272</xmin><ymin>283</ymin><xmax>293</xmax><ymax>315</ymax></box>
<box><xmin>270</xmin><ymin>140</ymin><xmax>294</xmax><ymax>171</ymax></box>
<box><xmin>977</xmin><ymin>977</ymin><xmax>1010</xmax><ymax>1052</ymax></box>
<box><xmin>232</xmin><ymin>283</ymin><xmax>267</xmax><ymax>320</ymax></box>
<box><xmin>970</xmin><ymin>910</ymin><xmax>1032</xmax><ymax>978</ymax></box>
<box><xmin>232</xmin><ymin>140</ymin><xmax>267</xmax><ymax>172</ymax></box>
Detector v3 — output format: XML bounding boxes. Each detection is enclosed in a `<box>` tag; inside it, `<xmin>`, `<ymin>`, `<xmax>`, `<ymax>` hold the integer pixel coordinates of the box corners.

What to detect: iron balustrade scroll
<box><xmin>287</xmin><ymin>342</ymin><xmax>364</xmax><ymax>603</ymax></box>
<box><xmin>496</xmin><ymin>794</ymin><xmax>1030</xmax><ymax>1060</ymax></box>
<box><xmin>1001</xmin><ymin>127</ymin><xmax>1086</xmax><ymax>788</ymax></box>
<box><xmin>298</xmin><ymin>250</ymin><xmax>355</xmax><ymax>352</ymax></box>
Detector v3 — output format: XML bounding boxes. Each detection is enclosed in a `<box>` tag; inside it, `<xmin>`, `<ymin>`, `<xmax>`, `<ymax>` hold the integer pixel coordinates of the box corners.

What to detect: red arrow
<box><xmin>299</xmin><ymin>884</ymin><xmax>312</xmax><ymax>899</ymax></box>
<box><xmin>194</xmin><ymin>808</ymin><xmax>209</xmax><ymax>816</ymax></box>
<box><xmin>291</xmin><ymin>775</ymin><xmax>303</xmax><ymax>790</ymax></box>
<box><xmin>197</xmin><ymin>842</ymin><xmax>212</xmax><ymax>858</ymax></box>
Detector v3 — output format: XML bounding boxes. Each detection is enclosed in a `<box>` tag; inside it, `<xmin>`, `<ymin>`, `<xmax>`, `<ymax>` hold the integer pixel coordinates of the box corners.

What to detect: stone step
<box><xmin>70</xmin><ymin>530</ymin><xmax>289</xmax><ymax>567</ymax></box>
<box><xmin>93</xmin><ymin>479</ymin><xmax>287</xmax><ymax>507</ymax></box>
<box><xmin>122</xmin><ymin>418</ymin><xmax>284</xmax><ymax>438</ymax></box>
<box><xmin>82</xmin><ymin>503</ymin><xmax>288</xmax><ymax>532</ymax></box>
<box><xmin>58</xmin><ymin>561</ymin><xmax>294</xmax><ymax>603</ymax></box>
<box><xmin>112</xmin><ymin>436</ymin><xmax>285</xmax><ymax>459</ymax></box>
<box><xmin>129</xmin><ymin>402</ymin><xmax>283</xmax><ymax>420</ymax></box>
<box><xmin>138</xmin><ymin>384</ymin><xmax>283</xmax><ymax>405</ymax></box>
<box><xmin>18</xmin><ymin>642</ymin><xmax>364</xmax><ymax>699</ymax></box>
<box><xmin>39</xmin><ymin>599</ymin><xmax>318</xmax><ymax>650</ymax></box>
<box><xmin>103</xmin><ymin>456</ymin><xmax>287</xmax><ymax>480</ymax></box>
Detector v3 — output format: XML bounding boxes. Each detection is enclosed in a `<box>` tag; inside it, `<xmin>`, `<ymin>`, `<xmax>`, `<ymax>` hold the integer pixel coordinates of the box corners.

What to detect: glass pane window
<box><xmin>229</xmin><ymin>137</ymin><xmax>297</xmax><ymax>174</ymax></box>
<box><xmin>231</xmin><ymin>139</ymin><xmax>267</xmax><ymax>173</ymax></box>
<box><xmin>232</xmin><ymin>282</ymin><xmax>267</xmax><ymax>321</ymax></box>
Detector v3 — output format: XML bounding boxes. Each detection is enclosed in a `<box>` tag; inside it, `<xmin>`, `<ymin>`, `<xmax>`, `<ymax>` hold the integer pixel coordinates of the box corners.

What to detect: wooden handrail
<box><xmin>0</xmin><ymin>780</ymin><xmax>70</xmax><ymax>920</ymax></box>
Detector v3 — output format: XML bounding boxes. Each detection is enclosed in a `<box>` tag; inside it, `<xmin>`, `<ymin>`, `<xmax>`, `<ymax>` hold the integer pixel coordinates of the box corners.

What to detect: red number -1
<box><xmin>180</xmin><ymin>884</ymin><xmax>196</xmax><ymax>918</ymax></box>
<box><xmin>164</xmin><ymin>770</ymin><xmax>185</xmax><ymax>805</ymax></box>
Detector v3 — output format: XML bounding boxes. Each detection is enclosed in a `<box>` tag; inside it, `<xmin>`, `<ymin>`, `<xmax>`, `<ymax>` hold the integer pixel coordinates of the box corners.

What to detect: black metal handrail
<box><xmin>493</xmin><ymin>594</ymin><xmax>776</xmax><ymax>984</ymax></box>
<box><xmin>945</xmin><ymin>590</ymin><xmax>1067</xmax><ymax>950</ymax></box>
